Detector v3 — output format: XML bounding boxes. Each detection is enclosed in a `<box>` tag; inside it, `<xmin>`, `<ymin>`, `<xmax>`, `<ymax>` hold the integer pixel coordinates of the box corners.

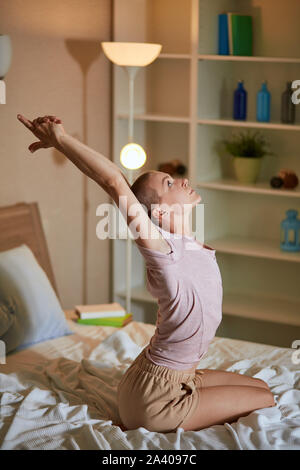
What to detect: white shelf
<box><xmin>197</xmin><ymin>118</ymin><xmax>300</xmax><ymax>131</ymax></box>
<box><xmin>198</xmin><ymin>54</ymin><xmax>300</xmax><ymax>64</ymax></box>
<box><xmin>117</xmin><ymin>285</ymin><xmax>154</xmax><ymax>304</ymax></box>
<box><xmin>117</xmin><ymin>113</ymin><xmax>190</xmax><ymax>123</ymax></box>
<box><xmin>207</xmin><ymin>235</ymin><xmax>300</xmax><ymax>264</ymax></box>
<box><xmin>116</xmin><ymin>286</ymin><xmax>300</xmax><ymax>326</ymax></box>
<box><xmin>159</xmin><ymin>53</ymin><xmax>191</xmax><ymax>60</ymax></box>
<box><xmin>197</xmin><ymin>179</ymin><xmax>300</xmax><ymax>198</ymax></box>
<box><xmin>223</xmin><ymin>292</ymin><xmax>300</xmax><ymax>326</ymax></box>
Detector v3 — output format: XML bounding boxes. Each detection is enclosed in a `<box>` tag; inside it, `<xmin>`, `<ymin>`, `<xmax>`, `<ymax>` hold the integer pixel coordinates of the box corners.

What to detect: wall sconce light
<box><xmin>0</xmin><ymin>35</ymin><xmax>12</xmax><ymax>104</ymax></box>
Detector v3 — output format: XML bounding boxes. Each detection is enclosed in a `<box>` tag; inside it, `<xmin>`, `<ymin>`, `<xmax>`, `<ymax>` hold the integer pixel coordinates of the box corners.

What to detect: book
<box><xmin>75</xmin><ymin>302</ymin><xmax>126</xmax><ymax>320</ymax></box>
<box><xmin>225</xmin><ymin>13</ymin><xmax>252</xmax><ymax>56</ymax></box>
<box><xmin>77</xmin><ymin>313</ymin><xmax>133</xmax><ymax>327</ymax></box>
<box><xmin>231</xmin><ymin>14</ymin><xmax>252</xmax><ymax>56</ymax></box>
<box><xmin>227</xmin><ymin>12</ymin><xmax>233</xmax><ymax>55</ymax></box>
<box><xmin>218</xmin><ymin>14</ymin><xmax>229</xmax><ymax>55</ymax></box>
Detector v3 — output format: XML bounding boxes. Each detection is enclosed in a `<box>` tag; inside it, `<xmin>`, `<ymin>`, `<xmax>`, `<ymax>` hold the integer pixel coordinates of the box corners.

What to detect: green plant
<box><xmin>223</xmin><ymin>130</ymin><xmax>272</xmax><ymax>158</ymax></box>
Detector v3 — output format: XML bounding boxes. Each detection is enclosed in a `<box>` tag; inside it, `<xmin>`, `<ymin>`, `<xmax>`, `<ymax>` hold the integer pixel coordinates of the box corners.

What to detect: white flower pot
<box><xmin>232</xmin><ymin>156</ymin><xmax>263</xmax><ymax>184</ymax></box>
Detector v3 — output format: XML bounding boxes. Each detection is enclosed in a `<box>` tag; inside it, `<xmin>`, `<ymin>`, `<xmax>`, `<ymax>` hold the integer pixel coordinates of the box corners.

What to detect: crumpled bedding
<box><xmin>0</xmin><ymin>319</ymin><xmax>299</xmax><ymax>450</ymax></box>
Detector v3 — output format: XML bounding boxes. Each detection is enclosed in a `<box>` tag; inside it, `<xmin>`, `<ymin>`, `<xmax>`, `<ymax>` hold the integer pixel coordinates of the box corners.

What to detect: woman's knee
<box><xmin>252</xmin><ymin>377</ymin><xmax>270</xmax><ymax>391</ymax></box>
<box><xmin>263</xmin><ymin>388</ymin><xmax>276</xmax><ymax>407</ymax></box>
<box><xmin>252</xmin><ymin>386</ymin><xmax>275</xmax><ymax>409</ymax></box>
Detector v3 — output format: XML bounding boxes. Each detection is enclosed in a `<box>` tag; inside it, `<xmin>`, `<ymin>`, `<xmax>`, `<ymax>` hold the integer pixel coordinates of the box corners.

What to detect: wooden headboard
<box><xmin>0</xmin><ymin>202</ymin><xmax>59</xmax><ymax>297</ymax></box>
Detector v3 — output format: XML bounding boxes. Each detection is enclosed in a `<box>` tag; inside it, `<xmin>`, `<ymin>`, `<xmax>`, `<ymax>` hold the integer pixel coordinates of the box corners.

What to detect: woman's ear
<box><xmin>151</xmin><ymin>206</ymin><xmax>159</xmax><ymax>220</ymax></box>
<box><xmin>151</xmin><ymin>206</ymin><xmax>164</xmax><ymax>220</ymax></box>
<box><xmin>151</xmin><ymin>205</ymin><xmax>169</xmax><ymax>226</ymax></box>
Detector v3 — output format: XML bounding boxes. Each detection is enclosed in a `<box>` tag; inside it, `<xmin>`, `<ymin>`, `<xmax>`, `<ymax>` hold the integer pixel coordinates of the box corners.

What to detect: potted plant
<box><xmin>223</xmin><ymin>130</ymin><xmax>273</xmax><ymax>184</ymax></box>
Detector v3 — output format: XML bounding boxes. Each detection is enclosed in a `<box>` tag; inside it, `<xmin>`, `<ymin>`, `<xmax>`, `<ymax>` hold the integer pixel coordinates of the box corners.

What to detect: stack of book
<box><xmin>218</xmin><ymin>12</ymin><xmax>253</xmax><ymax>56</ymax></box>
<box><xmin>75</xmin><ymin>302</ymin><xmax>132</xmax><ymax>327</ymax></box>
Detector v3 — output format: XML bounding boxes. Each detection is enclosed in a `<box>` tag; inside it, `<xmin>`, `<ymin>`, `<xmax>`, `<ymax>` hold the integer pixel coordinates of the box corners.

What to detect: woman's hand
<box><xmin>17</xmin><ymin>114</ymin><xmax>67</xmax><ymax>153</ymax></box>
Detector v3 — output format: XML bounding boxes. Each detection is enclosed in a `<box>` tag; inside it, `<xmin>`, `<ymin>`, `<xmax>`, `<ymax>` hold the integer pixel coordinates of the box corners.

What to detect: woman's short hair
<box><xmin>130</xmin><ymin>171</ymin><xmax>160</xmax><ymax>219</ymax></box>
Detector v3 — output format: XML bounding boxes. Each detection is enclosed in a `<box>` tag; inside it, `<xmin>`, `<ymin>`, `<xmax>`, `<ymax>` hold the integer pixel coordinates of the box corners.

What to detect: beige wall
<box><xmin>0</xmin><ymin>0</ymin><xmax>112</xmax><ymax>309</ymax></box>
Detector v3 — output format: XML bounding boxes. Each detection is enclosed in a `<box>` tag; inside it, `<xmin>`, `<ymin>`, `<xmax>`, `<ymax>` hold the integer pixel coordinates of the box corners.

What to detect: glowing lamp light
<box><xmin>120</xmin><ymin>143</ymin><xmax>146</xmax><ymax>170</ymax></box>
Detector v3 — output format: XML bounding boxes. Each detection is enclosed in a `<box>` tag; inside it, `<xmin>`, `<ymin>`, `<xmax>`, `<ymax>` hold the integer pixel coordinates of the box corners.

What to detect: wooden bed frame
<box><xmin>0</xmin><ymin>202</ymin><xmax>59</xmax><ymax>298</ymax></box>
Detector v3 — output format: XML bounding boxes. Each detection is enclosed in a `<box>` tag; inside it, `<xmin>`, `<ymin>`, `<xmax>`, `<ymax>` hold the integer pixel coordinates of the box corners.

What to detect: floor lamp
<box><xmin>101</xmin><ymin>42</ymin><xmax>162</xmax><ymax>315</ymax></box>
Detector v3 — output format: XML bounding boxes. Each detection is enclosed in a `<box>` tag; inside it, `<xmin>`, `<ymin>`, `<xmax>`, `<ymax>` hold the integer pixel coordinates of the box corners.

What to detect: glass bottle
<box><xmin>256</xmin><ymin>81</ymin><xmax>271</xmax><ymax>122</ymax></box>
<box><xmin>281</xmin><ymin>81</ymin><xmax>295</xmax><ymax>124</ymax></box>
<box><xmin>233</xmin><ymin>80</ymin><xmax>247</xmax><ymax>120</ymax></box>
<box><xmin>280</xmin><ymin>209</ymin><xmax>300</xmax><ymax>252</ymax></box>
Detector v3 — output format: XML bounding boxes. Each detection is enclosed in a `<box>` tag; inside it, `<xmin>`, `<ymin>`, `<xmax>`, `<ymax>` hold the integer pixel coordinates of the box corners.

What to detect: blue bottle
<box><xmin>233</xmin><ymin>80</ymin><xmax>247</xmax><ymax>120</ymax></box>
<box><xmin>280</xmin><ymin>209</ymin><xmax>300</xmax><ymax>252</ymax></box>
<box><xmin>256</xmin><ymin>81</ymin><xmax>271</xmax><ymax>122</ymax></box>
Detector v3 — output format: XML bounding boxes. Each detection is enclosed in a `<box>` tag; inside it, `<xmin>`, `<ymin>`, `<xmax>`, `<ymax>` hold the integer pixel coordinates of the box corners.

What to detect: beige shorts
<box><xmin>117</xmin><ymin>347</ymin><xmax>204</xmax><ymax>433</ymax></box>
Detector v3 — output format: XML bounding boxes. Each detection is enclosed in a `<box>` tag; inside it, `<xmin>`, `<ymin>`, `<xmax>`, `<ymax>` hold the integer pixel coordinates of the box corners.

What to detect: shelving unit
<box><xmin>112</xmin><ymin>0</ymin><xmax>300</xmax><ymax>347</ymax></box>
<box><xmin>117</xmin><ymin>113</ymin><xmax>191</xmax><ymax>123</ymax></box>
<box><xmin>198</xmin><ymin>54</ymin><xmax>300</xmax><ymax>63</ymax></box>
<box><xmin>197</xmin><ymin>118</ymin><xmax>300</xmax><ymax>131</ymax></box>
<box><xmin>197</xmin><ymin>179</ymin><xmax>300</xmax><ymax>198</ymax></box>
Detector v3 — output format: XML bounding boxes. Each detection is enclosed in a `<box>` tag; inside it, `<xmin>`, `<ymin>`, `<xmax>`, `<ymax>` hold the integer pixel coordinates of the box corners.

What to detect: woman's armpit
<box><xmin>136</xmin><ymin>241</ymin><xmax>173</xmax><ymax>257</ymax></box>
<box><xmin>135</xmin><ymin>236</ymin><xmax>174</xmax><ymax>257</ymax></box>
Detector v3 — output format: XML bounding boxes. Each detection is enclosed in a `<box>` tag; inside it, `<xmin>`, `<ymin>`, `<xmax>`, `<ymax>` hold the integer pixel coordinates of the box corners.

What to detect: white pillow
<box><xmin>0</xmin><ymin>300</ymin><xmax>14</xmax><ymax>336</ymax></box>
<box><xmin>0</xmin><ymin>244</ymin><xmax>72</xmax><ymax>353</ymax></box>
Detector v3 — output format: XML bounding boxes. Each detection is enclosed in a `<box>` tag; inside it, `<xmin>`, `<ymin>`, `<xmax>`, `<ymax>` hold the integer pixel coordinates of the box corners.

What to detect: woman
<box><xmin>17</xmin><ymin>114</ymin><xmax>275</xmax><ymax>433</ymax></box>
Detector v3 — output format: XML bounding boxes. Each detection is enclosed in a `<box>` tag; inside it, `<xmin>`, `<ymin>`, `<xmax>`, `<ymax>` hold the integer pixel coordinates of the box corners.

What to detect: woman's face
<box><xmin>147</xmin><ymin>171</ymin><xmax>201</xmax><ymax>218</ymax></box>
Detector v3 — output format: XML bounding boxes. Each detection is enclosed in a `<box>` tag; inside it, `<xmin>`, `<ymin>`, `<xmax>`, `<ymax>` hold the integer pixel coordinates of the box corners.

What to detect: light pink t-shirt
<box><xmin>136</xmin><ymin>225</ymin><xmax>223</xmax><ymax>370</ymax></box>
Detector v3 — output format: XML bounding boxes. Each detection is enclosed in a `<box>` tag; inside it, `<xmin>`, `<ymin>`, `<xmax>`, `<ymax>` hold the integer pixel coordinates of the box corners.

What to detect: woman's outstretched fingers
<box><xmin>29</xmin><ymin>143</ymin><xmax>38</xmax><ymax>153</ymax></box>
<box><xmin>29</xmin><ymin>141</ymin><xmax>49</xmax><ymax>153</ymax></box>
<box><xmin>33</xmin><ymin>117</ymin><xmax>43</xmax><ymax>126</ymax></box>
<box><xmin>18</xmin><ymin>113</ymin><xmax>66</xmax><ymax>152</ymax></box>
<box><xmin>29</xmin><ymin>141</ymin><xmax>41</xmax><ymax>153</ymax></box>
<box><xmin>17</xmin><ymin>114</ymin><xmax>35</xmax><ymax>131</ymax></box>
<box><xmin>46</xmin><ymin>115</ymin><xmax>62</xmax><ymax>123</ymax></box>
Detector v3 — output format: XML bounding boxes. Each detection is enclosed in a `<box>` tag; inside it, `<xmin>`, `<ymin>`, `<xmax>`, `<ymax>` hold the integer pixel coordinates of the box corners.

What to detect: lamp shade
<box><xmin>0</xmin><ymin>35</ymin><xmax>12</xmax><ymax>79</ymax></box>
<box><xmin>101</xmin><ymin>42</ymin><xmax>162</xmax><ymax>67</ymax></box>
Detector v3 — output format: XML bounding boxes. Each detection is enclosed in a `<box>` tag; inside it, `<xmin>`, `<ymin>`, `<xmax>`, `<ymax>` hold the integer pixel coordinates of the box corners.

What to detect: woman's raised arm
<box><xmin>17</xmin><ymin>114</ymin><xmax>170</xmax><ymax>252</ymax></box>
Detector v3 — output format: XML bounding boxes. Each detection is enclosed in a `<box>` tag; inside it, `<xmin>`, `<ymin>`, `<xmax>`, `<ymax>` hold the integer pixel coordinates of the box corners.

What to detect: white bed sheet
<box><xmin>0</xmin><ymin>319</ymin><xmax>299</xmax><ymax>450</ymax></box>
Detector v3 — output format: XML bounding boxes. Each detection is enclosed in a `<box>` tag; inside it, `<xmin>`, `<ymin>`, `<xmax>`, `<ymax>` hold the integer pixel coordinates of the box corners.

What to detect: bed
<box><xmin>0</xmin><ymin>203</ymin><xmax>299</xmax><ymax>450</ymax></box>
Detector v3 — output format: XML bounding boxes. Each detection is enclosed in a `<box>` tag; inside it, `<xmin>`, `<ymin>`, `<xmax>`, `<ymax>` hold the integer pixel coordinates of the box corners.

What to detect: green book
<box><xmin>231</xmin><ymin>14</ymin><xmax>252</xmax><ymax>56</ymax></box>
<box><xmin>77</xmin><ymin>313</ymin><xmax>132</xmax><ymax>326</ymax></box>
